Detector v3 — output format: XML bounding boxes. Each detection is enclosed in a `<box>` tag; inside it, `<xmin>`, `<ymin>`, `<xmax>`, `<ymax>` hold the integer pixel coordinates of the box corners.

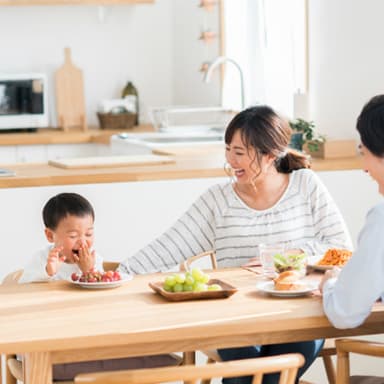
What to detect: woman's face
<box><xmin>225</xmin><ymin>130</ymin><xmax>274</xmax><ymax>184</ymax></box>
<box><xmin>359</xmin><ymin>144</ymin><xmax>384</xmax><ymax>194</ymax></box>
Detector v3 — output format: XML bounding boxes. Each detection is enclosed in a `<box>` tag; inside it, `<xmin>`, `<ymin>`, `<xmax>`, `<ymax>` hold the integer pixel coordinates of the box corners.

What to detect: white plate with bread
<box><xmin>257</xmin><ymin>270</ymin><xmax>318</xmax><ymax>297</ymax></box>
<box><xmin>257</xmin><ymin>281</ymin><xmax>318</xmax><ymax>297</ymax></box>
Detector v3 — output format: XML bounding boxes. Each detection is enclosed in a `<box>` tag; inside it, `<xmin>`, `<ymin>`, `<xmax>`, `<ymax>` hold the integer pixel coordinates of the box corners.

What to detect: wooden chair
<box><xmin>3</xmin><ymin>262</ymin><xmax>180</xmax><ymax>384</ymax></box>
<box><xmin>336</xmin><ymin>338</ymin><xmax>384</xmax><ymax>384</ymax></box>
<box><xmin>75</xmin><ymin>353</ymin><xmax>304</xmax><ymax>384</ymax></box>
<box><xmin>179</xmin><ymin>250</ymin><xmax>218</xmax><ymax>272</ymax></box>
<box><xmin>180</xmin><ymin>251</ymin><xmax>337</xmax><ymax>384</ymax></box>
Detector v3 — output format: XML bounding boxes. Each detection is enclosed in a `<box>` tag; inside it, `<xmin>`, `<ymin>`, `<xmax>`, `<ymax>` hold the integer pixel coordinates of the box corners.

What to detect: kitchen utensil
<box><xmin>48</xmin><ymin>154</ymin><xmax>175</xmax><ymax>169</ymax></box>
<box><xmin>55</xmin><ymin>47</ymin><xmax>87</xmax><ymax>131</ymax></box>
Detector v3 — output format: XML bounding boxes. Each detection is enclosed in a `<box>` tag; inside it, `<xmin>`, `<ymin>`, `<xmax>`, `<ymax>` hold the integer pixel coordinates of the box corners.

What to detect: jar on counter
<box><xmin>121</xmin><ymin>81</ymin><xmax>139</xmax><ymax>125</ymax></box>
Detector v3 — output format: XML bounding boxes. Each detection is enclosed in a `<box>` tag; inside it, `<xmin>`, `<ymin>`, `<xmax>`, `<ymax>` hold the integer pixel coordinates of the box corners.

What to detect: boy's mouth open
<box><xmin>72</xmin><ymin>249</ymin><xmax>79</xmax><ymax>256</ymax></box>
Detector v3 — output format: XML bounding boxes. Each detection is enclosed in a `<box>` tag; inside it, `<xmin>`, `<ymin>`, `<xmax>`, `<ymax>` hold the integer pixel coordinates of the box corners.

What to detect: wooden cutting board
<box><xmin>48</xmin><ymin>155</ymin><xmax>175</xmax><ymax>169</ymax></box>
<box><xmin>55</xmin><ymin>47</ymin><xmax>87</xmax><ymax>132</ymax></box>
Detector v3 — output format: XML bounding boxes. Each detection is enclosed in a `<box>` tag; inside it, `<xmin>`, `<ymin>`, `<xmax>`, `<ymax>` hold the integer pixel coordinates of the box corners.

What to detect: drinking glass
<box><xmin>259</xmin><ymin>244</ymin><xmax>284</xmax><ymax>278</ymax></box>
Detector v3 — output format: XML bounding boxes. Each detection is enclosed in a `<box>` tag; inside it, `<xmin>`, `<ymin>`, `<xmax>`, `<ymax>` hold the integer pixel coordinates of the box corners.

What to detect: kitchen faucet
<box><xmin>203</xmin><ymin>56</ymin><xmax>245</xmax><ymax>110</ymax></box>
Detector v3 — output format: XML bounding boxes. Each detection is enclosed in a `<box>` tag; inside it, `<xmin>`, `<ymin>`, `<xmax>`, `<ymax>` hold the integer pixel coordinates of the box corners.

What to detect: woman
<box><xmin>119</xmin><ymin>105</ymin><xmax>352</xmax><ymax>384</ymax></box>
<box><xmin>321</xmin><ymin>94</ymin><xmax>384</xmax><ymax>329</ymax></box>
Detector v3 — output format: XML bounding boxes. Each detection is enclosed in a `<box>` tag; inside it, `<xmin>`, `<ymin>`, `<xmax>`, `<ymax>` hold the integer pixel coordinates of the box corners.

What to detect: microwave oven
<box><xmin>0</xmin><ymin>73</ymin><xmax>49</xmax><ymax>130</ymax></box>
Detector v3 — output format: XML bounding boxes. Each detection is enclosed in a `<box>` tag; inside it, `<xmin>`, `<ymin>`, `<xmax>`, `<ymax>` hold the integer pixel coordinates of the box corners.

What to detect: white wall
<box><xmin>0</xmin><ymin>0</ymin><xmax>220</xmax><ymax>128</ymax></box>
<box><xmin>172</xmin><ymin>1</ymin><xmax>221</xmax><ymax>106</ymax></box>
<box><xmin>309</xmin><ymin>0</ymin><xmax>384</xmax><ymax>139</ymax></box>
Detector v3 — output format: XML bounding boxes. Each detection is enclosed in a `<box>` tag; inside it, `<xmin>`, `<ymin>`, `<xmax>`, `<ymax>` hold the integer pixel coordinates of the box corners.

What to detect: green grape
<box><xmin>173</xmin><ymin>283</ymin><xmax>183</xmax><ymax>292</ymax></box>
<box><xmin>183</xmin><ymin>283</ymin><xmax>193</xmax><ymax>292</ymax></box>
<box><xmin>200</xmin><ymin>273</ymin><xmax>210</xmax><ymax>284</ymax></box>
<box><xmin>193</xmin><ymin>282</ymin><xmax>208</xmax><ymax>292</ymax></box>
<box><xmin>208</xmin><ymin>284</ymin><xmax>222</xmax><ymax>291</ymax></box>
<box><xmin>191</xmin><ymin>268</ymin><xmax>205</xmax><ymax>281</ymax></box>
<box><xmin>174</xmin><ymin>273</ymin><xmax>186</xmax><ymax>284</ymax></box>
<box><xmin>164</xmin><ymin>275</ymin><xmax>176</xmax><ymax>287</ymax></box>
<box><xmin>185</xmin><ymin>274</ymin><xmax>195</xmax><ymax>286</ymax></box>
<box><xmin>163</xmin><ymin>284</ymin><xmax>173</xmax><ymax>292</ymax></box>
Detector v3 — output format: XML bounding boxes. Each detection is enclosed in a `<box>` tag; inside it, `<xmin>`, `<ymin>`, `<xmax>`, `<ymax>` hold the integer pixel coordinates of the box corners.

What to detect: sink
<box><xmin>111</xmin><ymin>131</ymin><xmax>224</xmax><ymax>155</ymax></box>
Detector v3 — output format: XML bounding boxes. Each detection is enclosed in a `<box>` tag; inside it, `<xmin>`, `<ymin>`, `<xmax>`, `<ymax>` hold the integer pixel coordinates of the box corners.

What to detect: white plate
<box><xmin>307</xmin><ymin>255</ymin><xmax>338</xmax><ymax>271</ymax></box>
<box><xmin>257</xmin><ymin>281</ymin><xmax>318</xmax><ymax>297</ymax></box>
<box><xmin>69</xmin><ymin>273</ymin><xmax>133</xmax><ymax>289</ymax></box>
<box><xmin>307</xmin><ymin>264</ymin><xmax>334</xmax><ymax>271</ymax></box>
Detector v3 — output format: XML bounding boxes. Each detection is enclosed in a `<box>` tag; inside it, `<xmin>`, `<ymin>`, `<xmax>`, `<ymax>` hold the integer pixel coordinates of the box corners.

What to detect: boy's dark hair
<box><xmin>42</xmin><ymin>193</ymin><xmax>95</xmax><ymax>230</ymax></box>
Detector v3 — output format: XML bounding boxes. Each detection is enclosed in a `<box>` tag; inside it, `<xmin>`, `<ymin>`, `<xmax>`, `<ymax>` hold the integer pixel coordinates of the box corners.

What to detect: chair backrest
<box><xmin>179</xmin><ymin>250</ymin><xmax>217</xmax><ymax>272</ymax></box>
<box><xmin>336</xmin><ymin>338</ymin><xmax>384</xmax><ymax>384</ymax></box>
<box><xmin>2</xmin><ymin>270</ymin><xmax>23</xmax><ymax>384</ymax></box>
<box><xmin>74</xmin><ymin>353</ymin><xmax>304</xmax><ymax>384</ymax></box>
<box><xmin>2</xmin><ymin>269</ymin><xmax>23</xmax><ymax>285</ymax></box>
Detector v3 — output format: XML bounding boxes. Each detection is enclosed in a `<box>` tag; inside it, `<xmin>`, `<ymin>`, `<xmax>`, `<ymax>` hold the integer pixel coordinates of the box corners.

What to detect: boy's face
<box><xmin>45</xmin><ymin>214</ymin><xmax>94</xmax><ymax>263</ymax></box>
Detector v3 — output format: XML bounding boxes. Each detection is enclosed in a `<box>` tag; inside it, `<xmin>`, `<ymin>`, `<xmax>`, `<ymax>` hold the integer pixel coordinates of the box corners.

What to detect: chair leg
<box><xmin>201</xmin><ymin>357</ymin><xmax>217</xmax><ymax>384</ymax></box>
<box><xmin>183</xmin><ymin>351</ymin><xmax>196</xmax><ymax>384</ymax></box>
<box><xmin>322</xmin><ymin>355</ymin><xmax>336</xmax><ymax>384</ymax></box>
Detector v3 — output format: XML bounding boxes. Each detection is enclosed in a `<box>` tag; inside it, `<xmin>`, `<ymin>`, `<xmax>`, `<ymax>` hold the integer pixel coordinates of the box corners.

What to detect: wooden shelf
<box><xmin>0</xmin><ymin>0</ymin><xmax>153</xmax><ymax>5</ymax></box>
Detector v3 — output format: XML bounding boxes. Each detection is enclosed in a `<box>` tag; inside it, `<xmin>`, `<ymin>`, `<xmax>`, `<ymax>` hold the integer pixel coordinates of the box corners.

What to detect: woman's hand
<box><xmin>76</xmin><ymin>241</ymin><xmax>96</xmax><ymax>273</ymax></box>
<box><xmin>46</xmin><ymin>245</ymin><xmax>65</xmax><ymax>277</ymax></box>
<box><xmin>319</xmin><ymin>267</ymin><xmax>341</xmax><ymax>293</ymax></box>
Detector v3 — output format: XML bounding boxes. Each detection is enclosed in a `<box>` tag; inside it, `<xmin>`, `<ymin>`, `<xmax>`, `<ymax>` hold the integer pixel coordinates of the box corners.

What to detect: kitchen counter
<box><xmin>0</xmin><ymin>124</ymin><xmax>154</xmax><ymax>146</ymax></box>
<box><xmin>0</xmin><ymin>149</ymin><xmax>362</xmax><ymax>189</ymax></box>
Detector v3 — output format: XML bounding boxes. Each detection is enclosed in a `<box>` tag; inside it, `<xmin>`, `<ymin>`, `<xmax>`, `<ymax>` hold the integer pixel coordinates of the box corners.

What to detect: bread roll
<box><xmin>274</xmin><ymin>271</ymin><xmax>303</xmax><ymax>291</ymax></box>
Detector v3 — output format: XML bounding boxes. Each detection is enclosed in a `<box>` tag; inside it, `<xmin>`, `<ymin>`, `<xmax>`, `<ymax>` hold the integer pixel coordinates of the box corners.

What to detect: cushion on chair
<box><xmin>350</xmin><ymin>376</ymin><xmax>384</xmax><ymax>384</ymax></box>
<box><xmin>53</xmin><ymin>354</ymin><xmax>181</xmax><ymax>381</ymax></box>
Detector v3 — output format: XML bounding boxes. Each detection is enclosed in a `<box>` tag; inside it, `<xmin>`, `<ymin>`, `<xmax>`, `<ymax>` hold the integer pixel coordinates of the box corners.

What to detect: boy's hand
<box><xmin>76</xmin><ymin>241</ymin><xmax>96</xmax><ymax>273</ymax></box>
<box><xmin>46</xmin><ymin>245</ymin><xmax>65</xmax><ymax>277</ymax></box>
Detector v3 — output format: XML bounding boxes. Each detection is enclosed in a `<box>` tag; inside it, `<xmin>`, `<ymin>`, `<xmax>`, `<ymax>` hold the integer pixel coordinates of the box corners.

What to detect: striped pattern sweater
<box><xmin>120</xmin><ymin>169</ymin><xmax>352</xmax><ymax>274</ymax></box>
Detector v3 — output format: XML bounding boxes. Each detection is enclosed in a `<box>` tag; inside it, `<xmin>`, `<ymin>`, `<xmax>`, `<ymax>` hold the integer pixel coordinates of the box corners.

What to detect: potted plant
<box><xmin>289</xmin><ymin>118</ymin><xmax>326</xmax><ymax>155</ymax></box>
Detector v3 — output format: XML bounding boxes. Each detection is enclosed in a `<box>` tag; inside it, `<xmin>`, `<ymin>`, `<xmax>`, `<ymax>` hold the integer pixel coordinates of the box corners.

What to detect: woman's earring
<box><xmin>224</xmin><ymin>162</ymin><xmax>236</xmax><ymax>182</ymax></box>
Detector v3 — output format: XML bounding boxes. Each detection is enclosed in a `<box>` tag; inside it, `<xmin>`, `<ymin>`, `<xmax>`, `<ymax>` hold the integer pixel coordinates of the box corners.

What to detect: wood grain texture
<box><xmin>0</xmin><ymin>0</ymin><xmax>153</xmax><ymax>4</ymax></box>
<box><xmin>74</xmin><ymin>354</ymin><xmax>304</xmax><ymax>384</ymax></box>
<box><xmin>0</xmin><ymin>269</ymin><xmax>382</xmax><ymax>383</ymax></box>
<box><xmin>0</xmin><ymin>154</ymin><xmax>363</xmax><ymax>189</ymax></box>
<box><xmin>55</xmin><ymin>48</ymin><xmax>86</xmax><ymax>132</ymax></box>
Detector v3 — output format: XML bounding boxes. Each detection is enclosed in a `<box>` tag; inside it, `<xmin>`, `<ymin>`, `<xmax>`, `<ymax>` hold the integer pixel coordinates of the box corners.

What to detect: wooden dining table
<box><xmin>1</xmin><ymin>268</ymin><xmax>384</xmax><ymax>384</ymax></box>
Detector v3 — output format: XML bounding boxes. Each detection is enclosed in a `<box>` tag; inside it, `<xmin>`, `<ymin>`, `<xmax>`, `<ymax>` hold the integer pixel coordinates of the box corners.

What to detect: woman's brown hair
<box><xmin>225</xmin><ymin>105</ymin><xmax>310</xmax><ymax>173</ymax></box>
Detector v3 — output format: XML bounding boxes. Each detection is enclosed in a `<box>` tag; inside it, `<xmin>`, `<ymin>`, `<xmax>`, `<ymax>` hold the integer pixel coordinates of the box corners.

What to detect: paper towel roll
<box><xmin>293</xmin><ymin>92</ymin><xmax>309</xmax><ymax>120</ymax></box>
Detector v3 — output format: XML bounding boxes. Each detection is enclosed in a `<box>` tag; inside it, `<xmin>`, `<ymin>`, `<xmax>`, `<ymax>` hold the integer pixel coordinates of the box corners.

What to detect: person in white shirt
<box><xmin>18</xmin><ymin>192</ymin><xmax>180</xmax><ymax>381</ymax></box>
<box><xmin>120</xmin><ymin>105</ymin><xmax>352</xmax><ymax>384</ymax></box>
<box><xmin>321</xmin><ymin>94</ymin><xmax>384</xmax><ymax>329</ymax></box>
<box><xmin>20</xmin><ymin>192</ymin><xmax>102</xmax><ymax>283</ymax></box>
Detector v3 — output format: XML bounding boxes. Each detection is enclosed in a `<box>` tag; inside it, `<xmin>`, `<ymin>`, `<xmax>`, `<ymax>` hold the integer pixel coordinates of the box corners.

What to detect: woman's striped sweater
<box><xmin>120</xmin><ymin>169</ymin><xmax>352</xmax><ymax>274</ymax></box>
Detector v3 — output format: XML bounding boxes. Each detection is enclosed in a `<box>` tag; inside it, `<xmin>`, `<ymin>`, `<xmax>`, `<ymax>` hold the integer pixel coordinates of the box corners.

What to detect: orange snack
<box><xmin>317</xmin><ymin>249</ymin><xmax>352</xmax><ymax>267</ymax></box>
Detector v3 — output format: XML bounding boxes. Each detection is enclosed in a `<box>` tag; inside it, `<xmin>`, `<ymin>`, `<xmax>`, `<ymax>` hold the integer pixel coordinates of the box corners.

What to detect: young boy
<box><xmin>17</xmin><ymin>192</ymin><xmax>180</xmax><ymax>381</ymax></box>
<box><xmin>19</xmin><ymin>192</ymin><xmax>103</xmax><ymax>283</ymax></box>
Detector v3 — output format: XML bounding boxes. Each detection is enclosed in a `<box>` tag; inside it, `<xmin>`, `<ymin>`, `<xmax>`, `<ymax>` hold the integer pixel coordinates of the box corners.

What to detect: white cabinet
<box><xmin>46</xmin><ymin>143</ymin><xmax>111</xmax><ymax>160</ymax></box>
<box><xmin>16</xmin><ymin>145</ymin><xmax>47</xmax><ymax>163</ymax></box>
<box><xmin>0</xmin><ymin>143</ymin><xmax>111</xmax><ymax>164</ymax></box>
<box><xmin>0</xmin><ymin>146</ymin><xmax>16</xmax><ymax>164</ymax></box>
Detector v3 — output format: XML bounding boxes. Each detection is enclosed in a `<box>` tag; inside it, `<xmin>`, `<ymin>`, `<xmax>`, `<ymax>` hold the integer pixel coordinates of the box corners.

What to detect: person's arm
<box><xmin>322</xmin><ymin>205</ymin><xmax>384</xmax><ymax>328</ymax></box>
<box><xmin>299</xmin><ymin>171</ymin><xmax>353</xmax><ymax>256</ymax></box>
<box><xmin>119</xmin><ymin>189</ymin><xmax>216</xmax><ymax>274</ymax></box>
<box><xmin>18</xmin><ymin>247</ymin><xmax>54</xmax><ymax>283</ymax></box>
